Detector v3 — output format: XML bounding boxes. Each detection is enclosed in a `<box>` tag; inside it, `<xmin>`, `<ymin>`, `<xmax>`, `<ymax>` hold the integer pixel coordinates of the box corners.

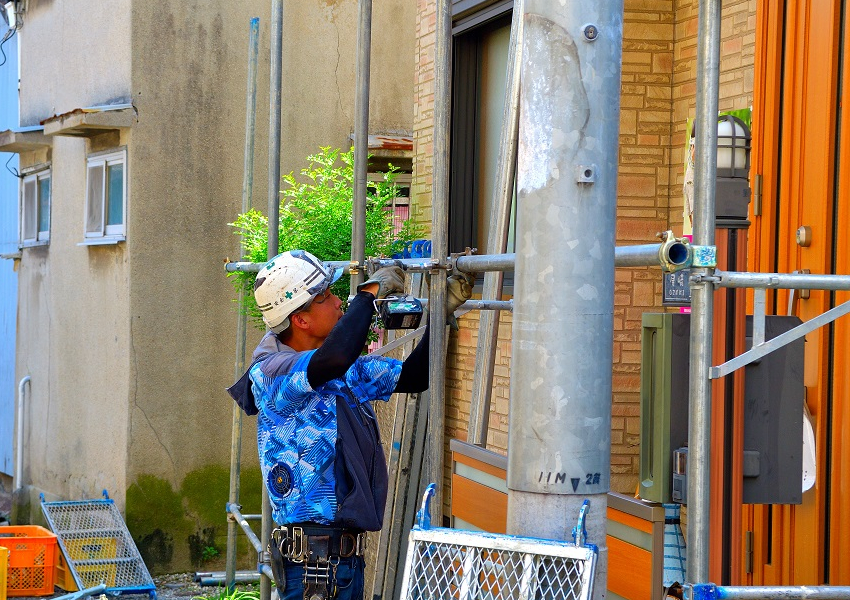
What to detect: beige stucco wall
<box><xmin>14</xmin><ymin>1</ymin><xmax>133</xmax><ymax>516</ymax></box>
<box><xmin>126</xmin><ymin>0</ymin><xmax>415</xmax><ymax>477</ymax></box>
<box><xmin>11</xmin><ymin>0</ymin><xmax>414</xmax><ymax>572</ymax></box>
<box><xmin>19</xmin><ymin>0</ymin><xmax>132</xmax><ymax>126</ymax></box>
<box><xmin>123</xmin><ymin>0</ymin><xmax>414</xmax><ymax>571</ymax></box>
<box><xmin>278</xmin><ymin>0</ymin><xmax>416</xmax><ymax>173</ymax></box>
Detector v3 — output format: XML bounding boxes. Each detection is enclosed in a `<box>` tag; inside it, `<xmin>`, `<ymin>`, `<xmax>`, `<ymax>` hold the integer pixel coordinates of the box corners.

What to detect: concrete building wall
<box><xmin>125</xmin><ymin>0</ymin><xmax>414</xmax><ymax>572</ymax></box>
<box><xmin>10</xmin><ymin>0</ymin><xmax>415</xmax><ymax>573</ymax></box>
<box><xmin>18</xmin><ymin>0</ymin><xmax>132</xmax><ymax>126</ymax></box>
<box><xmin>13</xmin><ymin>0</ymin><xmax>134</xmax><ymax>517</ymax></box>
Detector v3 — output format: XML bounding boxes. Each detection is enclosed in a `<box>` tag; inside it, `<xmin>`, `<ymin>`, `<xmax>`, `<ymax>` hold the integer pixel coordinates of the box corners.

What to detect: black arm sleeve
<box><xmin>393</xmin><ymin>323</ymin><xmax>430</xmax><ymax>393</ymax></box>
<box><xmin>306</xmin><ymin>291</ymin><xmax>375</xmax><ymax>389</ymax></box>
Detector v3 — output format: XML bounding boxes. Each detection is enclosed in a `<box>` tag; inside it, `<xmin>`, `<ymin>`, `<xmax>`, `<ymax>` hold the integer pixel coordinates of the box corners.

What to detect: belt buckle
<box><xmin>290</xmin><ymin>526</ymin><xmax>307</xmax><ymax>562</ymax></box>
<box><xmin>339</xmin><ymin>533</ymin><xmax>356</xmax><ymax>558</ymax></box>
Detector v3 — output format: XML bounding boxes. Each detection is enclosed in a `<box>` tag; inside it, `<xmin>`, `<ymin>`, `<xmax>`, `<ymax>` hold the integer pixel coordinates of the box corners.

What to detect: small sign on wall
<box><xmin>663</xmin><ymin>269</ymin><xmax>691</xmax><ymax>306</ymax></box>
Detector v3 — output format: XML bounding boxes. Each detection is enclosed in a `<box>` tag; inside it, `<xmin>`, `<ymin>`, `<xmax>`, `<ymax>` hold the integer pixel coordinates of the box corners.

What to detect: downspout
<box><xmin>16</xmin><ymin>376</ymin><xmax>30</xmax><ymax>491</ymax></box>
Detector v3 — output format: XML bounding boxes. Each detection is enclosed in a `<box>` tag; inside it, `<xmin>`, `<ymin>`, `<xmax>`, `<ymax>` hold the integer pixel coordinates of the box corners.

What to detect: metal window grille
<box><xmin>41</xmin><ymin>498</ymin><xmax>156</xmax><ymax>598</ymax></box>
<box><xmin>399</xmin><ymin>527</ymin><xmax>597</xmax><ymax>600</ymax></box>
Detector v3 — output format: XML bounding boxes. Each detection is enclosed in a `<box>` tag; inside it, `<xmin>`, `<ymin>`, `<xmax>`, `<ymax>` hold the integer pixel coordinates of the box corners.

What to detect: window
<box><xmin>20</xmin><ymin>167</ymin><xmax>51</xmax><ymax>246</ymax></box>
<box><xmin>449</xmin><ymin>10</ymin><xmax>516</xmax><ymax>256</ymax></box>
<box><xmin>84</xmin><ymin>149</ymin><xmax>127</xmax><ymax>243</ymax></box>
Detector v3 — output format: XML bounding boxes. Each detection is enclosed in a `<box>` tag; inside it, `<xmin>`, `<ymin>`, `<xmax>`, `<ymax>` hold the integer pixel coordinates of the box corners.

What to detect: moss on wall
<box><xmin>126</xmin><ymin>466</ymin><xmax>263</xmax><ymax>573</ymax></box>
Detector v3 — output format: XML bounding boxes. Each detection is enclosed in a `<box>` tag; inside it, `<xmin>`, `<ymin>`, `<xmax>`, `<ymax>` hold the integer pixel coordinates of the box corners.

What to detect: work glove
<box><xmin>446</xmin><ymin>273</ymin><xmax>474</xmax><ymax>330</ymax></box>
<box><xmin>357</xmin><ymin>266</ymin><xmax>406</xmax><ymax>299</ymax></box>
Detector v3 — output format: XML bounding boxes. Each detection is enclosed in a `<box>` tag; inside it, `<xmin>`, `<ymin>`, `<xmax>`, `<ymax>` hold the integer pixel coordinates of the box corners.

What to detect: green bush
<box><xmin>229</xmin><ymin>146</ymin><xmax>423</xmax><ymax>328</ymax></box>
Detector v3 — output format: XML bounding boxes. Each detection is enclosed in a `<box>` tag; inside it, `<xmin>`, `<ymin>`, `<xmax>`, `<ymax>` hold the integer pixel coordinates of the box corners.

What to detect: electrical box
<box><xmin>638</xmin><ymin>312</ymin><xmax>805</xmax><ymax>505</ymax></box>
<box><xmin>639</xmin><ymin>313</ymin><xmax>691</xmax><ymax>503</ymax></box>
<box><xmin>743</xmin><ymin>315</ymin><xmax>804</xmax><ymax>504</ymax></box>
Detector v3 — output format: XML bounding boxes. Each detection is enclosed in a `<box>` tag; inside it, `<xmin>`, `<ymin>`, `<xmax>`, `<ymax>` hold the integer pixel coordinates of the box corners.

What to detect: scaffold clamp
<box><xmin>691</xmin><ymin>245</ymin><xmax>717</xmax><ymax>268</ymax></box>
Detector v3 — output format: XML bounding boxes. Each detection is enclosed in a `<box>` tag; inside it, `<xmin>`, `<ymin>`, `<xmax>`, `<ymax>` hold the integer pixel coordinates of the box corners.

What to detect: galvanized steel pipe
<box><xmin>427</xmin><ymin>0</ymin><xmax>451</xmax><ymax>526</ymax></box>
<box><xmin>226</xmin><ymin>17</ymin><xmax>260</xmax><ymax>593</ymax></box>
<box><xmin>507</xmin><ymin>4</ymin><xmax>623</xmax><ymax>597</ymax></box>
<box><xmin>687</xmin><ymin>0</ymin><xmax>722</xmax><ymax>585</ymax></box>
<box><xmin>262</xmin><ymin>5</ymin><xmax>284</xmax><ymax>598</ymax></box>
<box><xmin>351</xmin><ymin>0</ymin><xmax>372</xmax><ymax>294</ymax></box>
<box><xmin>226</xmin><ymin>242</ymin><xmax>690</xmax><ymax>275</ymax></box>
<box><xmin>689</xmin><ymin>585</ymin><xmax>850</xmax><ymax>600</ymax></box>
<box><xmin>267</xmin><ymin>0</ymin><xmax>283</xmax><ymax>258</ymax></box>
<box><xmin>715</xmin><ymin>270</ymin><xmax>850</xmax><ymax>291</ymax></box>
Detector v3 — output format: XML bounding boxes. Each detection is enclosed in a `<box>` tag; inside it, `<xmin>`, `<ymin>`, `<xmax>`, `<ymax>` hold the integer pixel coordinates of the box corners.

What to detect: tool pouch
<box><xmin>268</xmin><ymin>534</ymin><xmax>288</xmax><ymax>598</ymax></box>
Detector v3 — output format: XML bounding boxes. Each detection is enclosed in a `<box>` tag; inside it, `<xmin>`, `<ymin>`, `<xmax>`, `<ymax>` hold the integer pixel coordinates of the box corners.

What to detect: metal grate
<box><xmin>41</xmin><ymin>498</ymin><xmax>156</xmax><ymax>598</ymax></box>
<box><xmin>399</xmin><ymin>527</ymin><xmax>597</xmax><ymax>600</ymax></box>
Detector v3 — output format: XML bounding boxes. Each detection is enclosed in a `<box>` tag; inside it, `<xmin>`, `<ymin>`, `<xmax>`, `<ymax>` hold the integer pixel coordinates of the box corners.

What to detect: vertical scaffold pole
<box><xmin>267</xmin><ymin>0</ymin><xmax>283</xmax><ymax>260</ymax></box>
<box><xmin>226</xmin><ymin>16</ymin><xmax>260</xmax><ymax>592</ymax></box>
<box><xmin>429</xmin><ymin>0</ymin><xmax>451</xmax><ymax>524</ymax></box>
<box><xmin>688</xmin><ymin>0</ymin><xmax>721</xmax><ymax>585</ymax></box>
<box><xmin>507</xmin><ymin>3</ymin><xmax>623</xmax><ymax>598</ymax></box>
<box><xmin>351</xmin><ymin>0</ymin><xmax>372</xmax><ymax>293</ymax></box>
<box><xmin>262</xmin><ymin>4</ymin><xmax>284</xmax><ymax>600</ymax></box>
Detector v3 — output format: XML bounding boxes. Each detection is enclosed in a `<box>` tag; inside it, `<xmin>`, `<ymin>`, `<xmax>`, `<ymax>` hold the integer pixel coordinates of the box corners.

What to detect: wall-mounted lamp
<box><xmin>716</xmin><ymin>114</ymin><xmax>751</xmax><ymax>180</ymax></box>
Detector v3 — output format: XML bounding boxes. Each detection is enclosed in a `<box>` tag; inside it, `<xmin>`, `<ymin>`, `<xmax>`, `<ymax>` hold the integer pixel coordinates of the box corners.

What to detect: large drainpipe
<box><xmin>507</xmin><ymin>3</ymin><xmax>623</xmax><ymax>597</ymax></box>
<box><xmin>688</xmin><ymin>0</ymin><xmax>721</xmax><ymax>585</ymax></box>
<box><xmin>351</xmin><ymin>0</ymin><xmax>372</xmax><ymax>293</ymax></box>
<box><xmin>16</xmin><ymin>376</ymin><xmax>31</xmax><ymax>491</ymax></box>
<box><xmin>226</xmin><ymin>16</ymin><xmax>260</xmax><ymax>592</ymax></box>
<box><xmin>428</xmin><ymin>0</ymin><xmax>451</xmax><ymax>524</ymax></box>
<box><xmin>467</xmin><ymin>0</ymin><xmax>523</xmax><ymax>448</ymax></box>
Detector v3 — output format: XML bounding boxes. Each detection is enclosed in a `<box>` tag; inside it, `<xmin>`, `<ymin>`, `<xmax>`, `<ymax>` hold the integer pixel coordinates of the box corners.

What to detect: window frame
<box><xmin>449</xmin><ymin>8</ymin><xmax>516</xmax><ymax>258</ymax></box>
<box><xmin>83</xmin><ymin>147</ymin><xmax>128</xmax><ymax>245</ymax></box>
<box><xmin>19</xmin><ymin>164</ymin><xmax>52</xmax><ymax>247</ymax></box>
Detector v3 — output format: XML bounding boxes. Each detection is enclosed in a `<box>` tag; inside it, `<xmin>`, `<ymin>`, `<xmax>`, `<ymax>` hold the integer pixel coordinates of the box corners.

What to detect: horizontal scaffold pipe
<box><xmin>224</xmin><ymin>240</ymin><xmax>690</xmax><ymax>274</ymax></box>
<box><xmin>692</xmin><ymin>584</ymin><xmax>850</xmax><ymax>600</ymax></box>
<box><xmin>715</xmin><ymin>270</ymin><xmax>850</xmax><ymax>291</ymax></box>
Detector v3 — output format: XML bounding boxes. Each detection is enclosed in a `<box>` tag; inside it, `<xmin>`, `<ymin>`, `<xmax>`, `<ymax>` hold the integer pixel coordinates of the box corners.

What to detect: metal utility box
<box><xmin>743</xmin><ymin>315</ymin><xmax>804</xmax><ymax>504</ymax></box>
<box><xmin>639</xmin><ymin>313</ymin><xmax>691</xmax><ymax>503</ymax></box>
<box><xmin>639</xmin><ymin>312</ymin><xmax>806</xmax><ymax>506</ymax></box>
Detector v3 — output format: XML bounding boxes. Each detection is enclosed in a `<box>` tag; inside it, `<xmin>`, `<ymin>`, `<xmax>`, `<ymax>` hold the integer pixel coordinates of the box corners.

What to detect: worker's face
<box><xmin>302</xmin><ymin>288</ymin><xmax>344</xmax><ymax>339</ymax></box>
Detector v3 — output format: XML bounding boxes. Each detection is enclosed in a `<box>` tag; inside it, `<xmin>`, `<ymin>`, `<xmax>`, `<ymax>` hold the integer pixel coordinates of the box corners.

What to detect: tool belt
<box><xmin>270</xmin><ymin>523</ymin><xmax>367</xmax><ymax>562</ymax></box>
<box><xmin>268</xmin><ymin>524</ymin><xmax>367</xmax><ymax>600</ymax></box>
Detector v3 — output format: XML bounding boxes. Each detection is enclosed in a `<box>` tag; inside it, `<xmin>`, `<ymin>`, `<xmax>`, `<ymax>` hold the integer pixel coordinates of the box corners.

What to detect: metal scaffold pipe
<box><xmin>690</xmin><ymin>585</ymin><xmax>850</xmax><ymax>600</ymax></box>
<box><xmin>507</xmin><ymin>3</ymin><xmax>623</xmax><ymax>597</ymax></box>
<box><xmin>226</xmin><ymin>16</ymin><xmax>260</xmax><ymax>592</ymax></box>
<box><xmin>351</xmin><ymin>0</ymin><xmax>372</xmax><ymax>293</ymax></box>
<box><xmin>428</xmin><ymin>0</ymin><xmax>451</xmax><ymax>525</ymax></box>
<box><xmin>688</xmin><ymin>0</ymin><xmax>721</xmax><ymax>585</ymax></box>
<box><xmin>225</xmin><ymin>239</ymin><xmax>692</xmax><ymax>275</ymax></box>
<box><xmin>715</xmin><ymin>270</ymin><xmax>850</xmax><ymax>290</ymax></box>
<box><xmin>262</xmin><ymin>4</ymin><xmax>284</xmax><ymax>599</ymax></box>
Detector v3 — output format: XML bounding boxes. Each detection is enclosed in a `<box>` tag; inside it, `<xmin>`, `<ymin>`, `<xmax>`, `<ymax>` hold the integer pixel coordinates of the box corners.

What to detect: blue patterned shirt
<box><xmin>249</xmin><ymin>337</ymin><xmax>402</xmax><ymax>527</ymax></box>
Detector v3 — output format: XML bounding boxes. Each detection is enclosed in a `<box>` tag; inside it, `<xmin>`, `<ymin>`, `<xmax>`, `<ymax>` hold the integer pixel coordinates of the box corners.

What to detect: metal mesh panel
<box><xmin>399</xmin><ymin>528</ymin><xmax>596</xmax><ymax>600</ymax></box>
<box><xmin>41</xmin><ymin>499</ymin><xmax>156</xmax><ymax>596</ymax></box>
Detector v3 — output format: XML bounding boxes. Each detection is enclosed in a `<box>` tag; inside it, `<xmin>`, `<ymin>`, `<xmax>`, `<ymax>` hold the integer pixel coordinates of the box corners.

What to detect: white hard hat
<box><xmin>254</xmin><ymin>250</ymin><xmax>343</xmax><ymax>333</ymax></box>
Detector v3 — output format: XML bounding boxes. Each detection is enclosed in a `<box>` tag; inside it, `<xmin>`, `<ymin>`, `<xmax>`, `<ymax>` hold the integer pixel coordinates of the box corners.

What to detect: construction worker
<box><xmin>228</xmin><ymin>249</ymin><xmax>472</xmax><ymax>600</ymax></box>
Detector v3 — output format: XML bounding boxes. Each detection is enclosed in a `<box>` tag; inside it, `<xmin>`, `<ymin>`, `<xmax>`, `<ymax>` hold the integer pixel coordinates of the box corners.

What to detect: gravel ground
<box><xmin>11</xmin><ymin>572</ymin><xmax>259</xmax><ymax>600</ymax></box>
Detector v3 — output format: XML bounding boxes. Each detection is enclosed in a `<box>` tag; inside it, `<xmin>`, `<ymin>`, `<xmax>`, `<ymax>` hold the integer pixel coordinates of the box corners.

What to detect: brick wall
<box><xmin>412</xmin><ymin>0</ymin><xmax>756</xmax><ymax>506</ymax></box>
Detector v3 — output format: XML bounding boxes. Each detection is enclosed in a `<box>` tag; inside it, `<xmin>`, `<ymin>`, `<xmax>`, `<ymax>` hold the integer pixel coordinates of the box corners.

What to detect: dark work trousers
<box><xmin>278</xmin><ymin>556</ymin><xmax>365</xmax><ymax>600</ymax></box>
